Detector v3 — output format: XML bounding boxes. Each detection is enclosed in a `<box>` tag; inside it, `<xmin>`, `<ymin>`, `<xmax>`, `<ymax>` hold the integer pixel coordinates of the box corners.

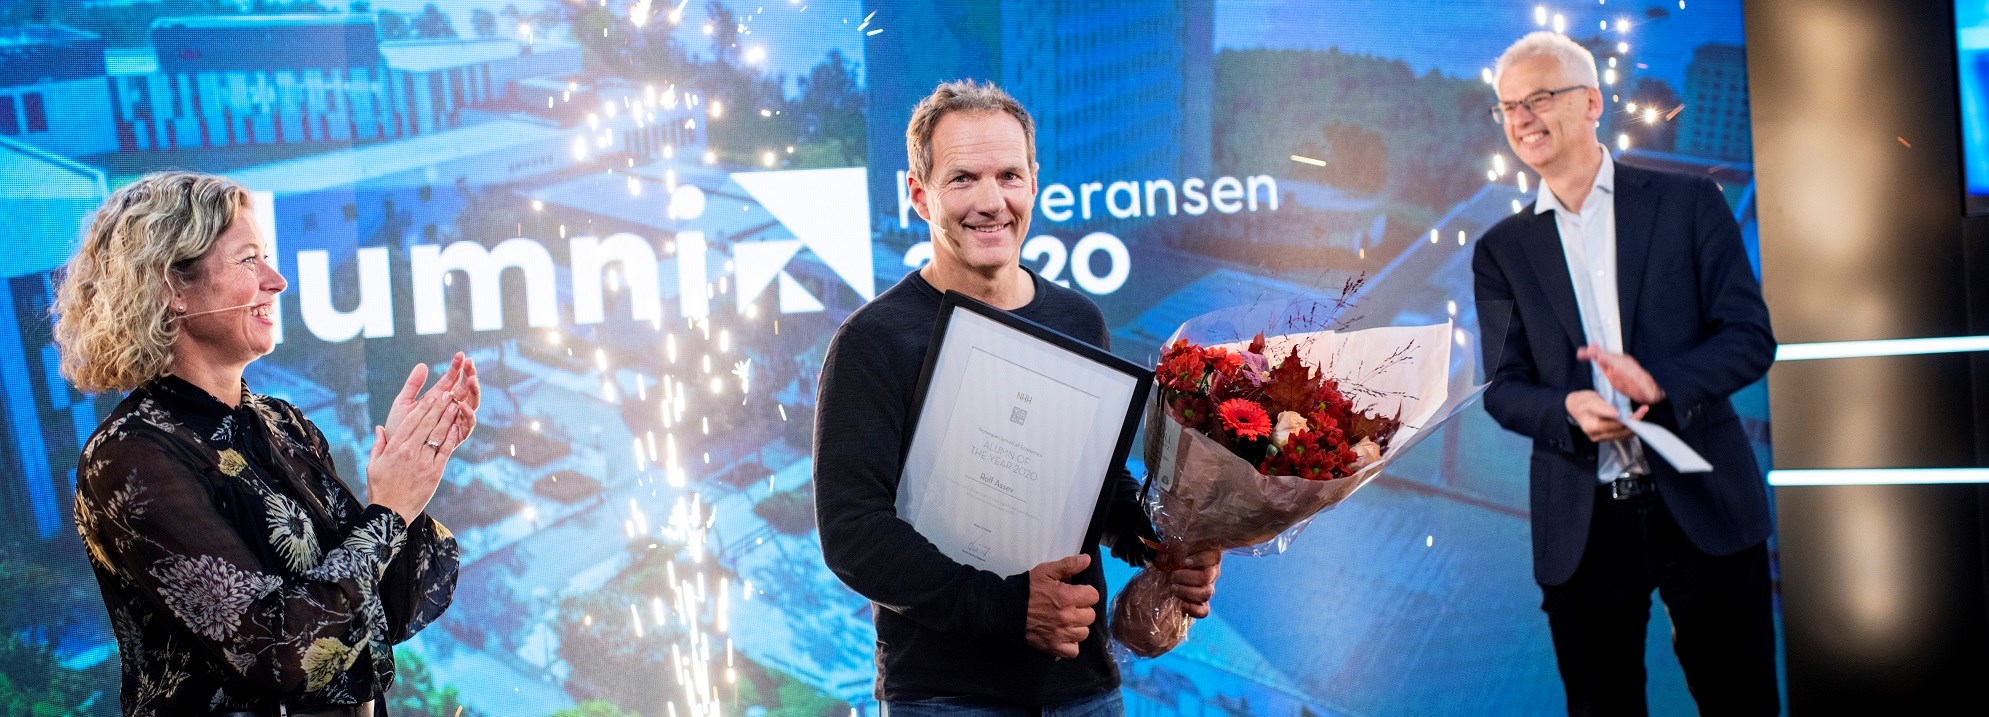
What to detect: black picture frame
<box><xmin>895</xmin><ymin>289</ymin><xmax>1154</xmax><ymax>575</ymax></box>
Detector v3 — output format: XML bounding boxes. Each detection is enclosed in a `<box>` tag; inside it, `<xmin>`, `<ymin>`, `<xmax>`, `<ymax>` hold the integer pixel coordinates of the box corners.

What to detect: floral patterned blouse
<box><xmin>73</xmin><ymin>375</ymin><xmax>459</xmax><ymax>715</ymax></box>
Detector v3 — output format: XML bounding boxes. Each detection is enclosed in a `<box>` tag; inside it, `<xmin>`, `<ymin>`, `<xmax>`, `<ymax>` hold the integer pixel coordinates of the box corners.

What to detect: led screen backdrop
<box><xmin>0</xmin><ymin>1</ymin><xmax>1763</xmax><ymax>714</ymax></box>
<box><xmin>1959</xmin><ymin>1</ymin><xmax>1989</xmax><ymax>213</ymax></box>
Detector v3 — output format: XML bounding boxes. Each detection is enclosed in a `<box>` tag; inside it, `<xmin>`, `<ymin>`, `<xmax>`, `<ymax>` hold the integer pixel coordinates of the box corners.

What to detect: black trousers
<box><xmin>1540</xmin><ymin>485</ymin><xmax>1779</xmax><ymax>717</ymax></box>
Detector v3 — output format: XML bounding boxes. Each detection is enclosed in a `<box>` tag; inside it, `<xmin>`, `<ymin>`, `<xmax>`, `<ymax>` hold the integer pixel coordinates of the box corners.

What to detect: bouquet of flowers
<box><xmin>1111</xmin><ymin>292</ymin><xmax>1489</xmax><ymax>657</ymax></box>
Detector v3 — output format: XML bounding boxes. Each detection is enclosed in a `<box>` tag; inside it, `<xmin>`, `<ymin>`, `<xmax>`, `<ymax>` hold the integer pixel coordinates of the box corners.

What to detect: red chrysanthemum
<box><xmin>1157</xmin><ymin>342</ymin><xmax>1209</xmax><ymax>393</ymax></box>
<box><xmin>1216</xmin><ymin>398</ymin><xmax>1272</xmax><ymax>441</ymax></box>
<box><xmin>1206</xmin><ymin>347</ymin><xmax>1245</xmax><ymax>374</ymax></box>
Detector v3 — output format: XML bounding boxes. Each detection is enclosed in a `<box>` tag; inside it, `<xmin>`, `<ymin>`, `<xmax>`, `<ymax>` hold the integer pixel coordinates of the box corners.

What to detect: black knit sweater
<box><xmin>812</xmin><ymin>268</ymin><xmax>1154</xmax><ymax>704</ymax></box>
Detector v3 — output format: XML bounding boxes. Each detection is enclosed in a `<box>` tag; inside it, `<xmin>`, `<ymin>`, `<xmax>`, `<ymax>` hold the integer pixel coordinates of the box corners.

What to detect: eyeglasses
<box><xmin>1490</xmin><ymin>85</ymin><xmax>1588</xmax><ymax>124</ymax></box>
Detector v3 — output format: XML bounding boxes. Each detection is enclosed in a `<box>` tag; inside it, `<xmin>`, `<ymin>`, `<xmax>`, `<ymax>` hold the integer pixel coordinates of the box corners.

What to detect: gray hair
<box><xmin>1494</xmin><ymin>31</ymin><xmax>1600</xmax><ymax>90</ymax></box>
<box><xmin>904</xmin><ymin>79</ymin><xmax>1036</xmax><ymax>183</ymax></box>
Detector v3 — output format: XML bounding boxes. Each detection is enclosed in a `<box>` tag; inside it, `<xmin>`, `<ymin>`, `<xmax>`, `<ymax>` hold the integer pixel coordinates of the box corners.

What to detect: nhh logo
<box><xmin>727</xmin><ymin>167</ymin><xmax>875</xmax><ymax>315</ymax></box>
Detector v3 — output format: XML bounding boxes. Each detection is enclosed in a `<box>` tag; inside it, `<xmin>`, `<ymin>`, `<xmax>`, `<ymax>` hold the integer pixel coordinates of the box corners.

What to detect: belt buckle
<box><xmin>1610</xmin><ymin>474</ymin><xmax>1648</xmax><ymax>500</ymax></box>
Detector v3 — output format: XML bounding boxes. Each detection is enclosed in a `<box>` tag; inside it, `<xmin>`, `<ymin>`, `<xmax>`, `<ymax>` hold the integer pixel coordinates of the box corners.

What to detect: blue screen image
<box><xmin>0</xmin><ymin>1</ymin><xmax>1764</xmax><ymax>714</ymax></box>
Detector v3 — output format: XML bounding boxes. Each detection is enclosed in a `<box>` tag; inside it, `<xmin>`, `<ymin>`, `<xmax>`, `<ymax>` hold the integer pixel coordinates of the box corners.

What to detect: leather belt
<box><xmin>1608</xmin><ymin>474</ymin><xmax>1656</xmax><ymax>501</ymax></box>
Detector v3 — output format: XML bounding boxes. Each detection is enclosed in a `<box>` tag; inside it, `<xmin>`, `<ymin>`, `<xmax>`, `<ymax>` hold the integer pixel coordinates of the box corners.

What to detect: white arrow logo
<box><xmin>730</xmin><ymin>167</ymin><xmax>875</xmax><ymax>314</ymax></box>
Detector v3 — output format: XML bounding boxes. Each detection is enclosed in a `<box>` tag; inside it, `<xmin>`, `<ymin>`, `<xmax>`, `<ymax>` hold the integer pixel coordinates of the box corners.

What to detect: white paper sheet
<box><xmin>909</xmin><ymin>348</ymin><xmax>1103</xmax><ymax>576</ymax></box>
<box><xmin>1623</xmin><ymin>418</ymin><xmax>1714</xmax><ymax>473</ymax></box>
<box><xmin>896</xmin><ymin>307</ymin><xmax>1141</xmax><ymax>578</ymax></box>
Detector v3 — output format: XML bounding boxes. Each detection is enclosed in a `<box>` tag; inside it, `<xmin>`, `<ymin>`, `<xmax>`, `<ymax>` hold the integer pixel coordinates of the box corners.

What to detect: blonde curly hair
<box><xmin>54</xmin><ymin>171</ymin><xmax>252</xmax><ymax>394</ymax></box>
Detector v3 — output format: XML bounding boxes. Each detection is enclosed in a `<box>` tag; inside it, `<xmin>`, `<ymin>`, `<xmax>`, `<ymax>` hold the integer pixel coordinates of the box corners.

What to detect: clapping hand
<box><xmin>367</xmin><ymin>353</ymin><xmax>480</xmax><ymax>524</ymax></box>
<box><xmin>1576</xmin><ymin>345</ymin><xmax>1665</xmax><ymax>405</ymax></box>
<box><xmin>384</xmin><ymin>352</ymin><xmax>481</xmax><ymax>439</ymax></box>
<box><xmin>1565</xmin><ymin>389</ymin><xmax>1645</xmax><ymax>443</ymax></box>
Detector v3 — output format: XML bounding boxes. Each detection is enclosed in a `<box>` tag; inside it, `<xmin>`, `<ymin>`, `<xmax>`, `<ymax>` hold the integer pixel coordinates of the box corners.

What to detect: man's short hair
<box><xmin>1494</xmin><ymin>31</ymin><xmax>1600</xmax><ymax>90</ymax></box>
<box><xmin>905</xmin><ymin>79</ymin><xmax>1036</xmax><ymax>184</ymax></box>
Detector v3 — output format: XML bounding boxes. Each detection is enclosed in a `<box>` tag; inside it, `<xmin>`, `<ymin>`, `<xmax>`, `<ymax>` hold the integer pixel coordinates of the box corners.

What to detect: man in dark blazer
<box><xmin>1472</xmin><ymin>32</ymin><xmax>1778</xmax><ymax>716</ymax></box>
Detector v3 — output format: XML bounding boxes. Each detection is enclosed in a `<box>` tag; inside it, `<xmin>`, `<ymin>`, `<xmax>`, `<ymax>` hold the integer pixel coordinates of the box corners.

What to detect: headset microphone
<box><xmin>175</xmin><ymin>302</ymin><xmax>263</xmax><ymax>320</ymax></box>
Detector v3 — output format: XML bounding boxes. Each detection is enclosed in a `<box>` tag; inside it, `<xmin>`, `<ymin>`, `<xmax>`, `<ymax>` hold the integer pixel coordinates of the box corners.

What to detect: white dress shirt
<box><xmin>1535</xmin><ymin>147</ymin><xmax>1646</xmax><ymax>483</ymax></box>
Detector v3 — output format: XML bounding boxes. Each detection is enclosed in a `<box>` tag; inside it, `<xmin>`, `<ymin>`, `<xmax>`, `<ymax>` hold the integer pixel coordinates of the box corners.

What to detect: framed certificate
<box><xmin>895</xmin><ymin>290</ymin><xmax>1153</xmax><ymax>577</ymax></box>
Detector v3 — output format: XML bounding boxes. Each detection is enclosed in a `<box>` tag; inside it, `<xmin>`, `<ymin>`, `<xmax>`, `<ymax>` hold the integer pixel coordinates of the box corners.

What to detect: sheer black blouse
<box><xmin>73</xmin><ymin>374</ymin><xmax>459</xmax><ymax>715</ymax></box>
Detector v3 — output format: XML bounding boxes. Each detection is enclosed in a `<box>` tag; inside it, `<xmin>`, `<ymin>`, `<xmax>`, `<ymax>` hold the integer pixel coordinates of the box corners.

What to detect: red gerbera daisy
<box><xmin>1216</xmin><ymin>398</ymin><xmax>1272</xmax><ymax>441</ymax></box>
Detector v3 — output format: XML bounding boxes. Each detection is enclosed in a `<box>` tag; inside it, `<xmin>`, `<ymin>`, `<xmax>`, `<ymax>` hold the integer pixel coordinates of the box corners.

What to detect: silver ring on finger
<box><xmin>424</xmin><ymin>439</ymin><xmax>442</xmax><ymax>451</ymax></box>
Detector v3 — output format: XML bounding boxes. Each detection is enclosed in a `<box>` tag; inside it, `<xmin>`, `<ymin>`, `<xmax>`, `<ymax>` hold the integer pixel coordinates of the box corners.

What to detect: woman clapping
<box><xmin>55</xmin><ymin>171</ymin><xmax>471</xmax><ymax>717</ymax></box>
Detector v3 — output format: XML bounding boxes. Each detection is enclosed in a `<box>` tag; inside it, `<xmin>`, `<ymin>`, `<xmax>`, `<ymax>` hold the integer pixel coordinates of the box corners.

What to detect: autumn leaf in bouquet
<box><xmin>1111</xmin><ymin>284</ymin><xmax>1492</xmax><ymax>658</ymax></box>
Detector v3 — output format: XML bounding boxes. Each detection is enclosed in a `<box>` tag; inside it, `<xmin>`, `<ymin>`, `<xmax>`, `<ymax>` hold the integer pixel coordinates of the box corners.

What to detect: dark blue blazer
<box><xmin>1472</xmin><ymin>162</ymin><xmax>1776</xmax><ymax>587</ymax></box>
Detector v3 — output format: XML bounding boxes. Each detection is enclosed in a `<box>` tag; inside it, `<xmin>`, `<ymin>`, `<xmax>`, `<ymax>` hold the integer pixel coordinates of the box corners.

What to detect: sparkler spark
<box><xmin>1290</xmin><ymin>154</ymin><xmax>1327</xmax><ymax>167</ymax></box>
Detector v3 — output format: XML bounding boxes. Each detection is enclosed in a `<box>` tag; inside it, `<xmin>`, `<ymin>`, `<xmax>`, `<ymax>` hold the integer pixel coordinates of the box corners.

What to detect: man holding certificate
<box><xmin>814</xmin><ymin>81</ymin><xmax>1219</xmax><ymax>714</ymax></box>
